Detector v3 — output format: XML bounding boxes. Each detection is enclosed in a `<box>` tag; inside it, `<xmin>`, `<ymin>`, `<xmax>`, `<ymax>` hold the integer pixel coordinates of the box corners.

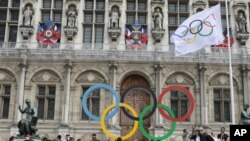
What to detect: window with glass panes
<box><xmin>81</xmin><ymin>86</ymin><xmax>100</xmax><ymax>120</ymax></box>
<box><xmin>126</xmin><ymin>0</ymin><xmax>147</xmax><ymax>24</ymax></box>
<box><xmin>37</xmin><ymin>85</ymin><xmax>56</xmax><ymax>120</ymax></box>
<box><xmin>83</xmin><ymin>0</ymin><xmax>105</xmax><ymax>45</ymax></box>
<box><xmin>213</xmin><ymin>88</ymin><xmax>231</xmax><ymax>122</ymax></box>
<box><xmin>168</xmin><ymin>0</ymin><xmax>189</xmax><ymax>41</ymax></box>
<box><xmin>0</xmin><ymin>84</ymin><xmax>11</xmax><ymax>119</ymax></box>
<box><xmin>41</xmin><ymin>0</ymin><xmax>62</xmax><ymax>23</ymax></box>
<box><xmin>0</xmin><ymin>0</ymin><xmax>19</xmax><ymax>43</ymax></box>
<box><xmin>170</xmin><ymin>88</ymin><xmax>190</xmax><ymax>121</ymax></box>
<box><xmin>209</xmin><ymin>2</ymin><xmax>230</xmax><ymax>29</ymax></box>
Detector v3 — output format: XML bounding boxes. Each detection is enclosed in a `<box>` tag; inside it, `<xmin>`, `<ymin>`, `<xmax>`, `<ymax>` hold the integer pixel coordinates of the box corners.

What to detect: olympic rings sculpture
<box><xmin>82</xmin><ymin>83</ymin><xmax>195</xmax><ymax>140</ymax></box>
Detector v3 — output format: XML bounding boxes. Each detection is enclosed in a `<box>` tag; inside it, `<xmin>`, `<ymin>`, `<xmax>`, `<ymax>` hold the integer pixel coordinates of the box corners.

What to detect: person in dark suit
<box><xmin>217</xmin><ymin>127</ymin><xmax>228</xmax><ymax>141</ymax></box>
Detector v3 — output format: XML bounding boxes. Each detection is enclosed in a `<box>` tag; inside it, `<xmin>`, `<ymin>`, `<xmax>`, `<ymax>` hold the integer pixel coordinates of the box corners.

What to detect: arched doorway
<box><xmin>120</xmin><ymin>75</ymin><xmax>151</xmax><ymax>141</ymax></box>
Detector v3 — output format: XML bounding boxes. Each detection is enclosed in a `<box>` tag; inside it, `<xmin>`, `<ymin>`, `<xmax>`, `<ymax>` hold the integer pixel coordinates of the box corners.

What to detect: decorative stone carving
<box><xmin>19</xmin><ymin>4</ymin><xmax>34</xmax><ymax>39</ymax></box>
<box><xmin>64</xmin><ymin>4</ymin><xmax>78</xmax><ymax>40</ymax></box>
<box><xmin>0</xmin><ymin>70</ymin><xmax>15</xmax><ymax>81</ymax></box>
<box><xmin>108</xmin><ymin>6</ymin><xmax>122</xmax><ymax>41</ymax></box>
<box><xmin>192</xmin><ymin>0</ymin><xmax>207</xmax><ymax>13</ymax></box>
<box><xmin>152</xmin><ymin>7</ymin><xmax>165</xmax><ymax>43</ymax></box>
<box><xmin>31</xmin><ymin>71</ymin><xmax>60</xmax><ymax>82</ymax></box>
<box><xmin>166</xmin><ymin>73</ymin><xmax>194</xmax><ymax>85</ymax></box>
<box><xmin>76</xmin><ymin>71</ymin><xmax>105</xmax><ymax>83</ymax></box>
<box><xmin>151</xmin><ymin>0</ymin><xmax>165</xmax><ymax>4</ymax></box>
<box><xmin>240</xmin><ymin>104</ymin><xmax>250</xmax><ymax>125</ymax></box>
<box><xmin>233</xmin><ymin>1</ymin><xmax>249</xmax><ymax>46</ymax></box>
<box><xmin>209</xmin><ymin>74</ymin><xmax>237</xmax><ymax>86</ymax></box>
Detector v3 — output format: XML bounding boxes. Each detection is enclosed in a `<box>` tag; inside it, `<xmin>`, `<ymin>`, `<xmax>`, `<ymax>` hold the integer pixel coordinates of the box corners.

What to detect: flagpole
<box><xmin>225</xmin><ymin>0</ymin><xmax>235</xmax><ymax>124</ymax></box>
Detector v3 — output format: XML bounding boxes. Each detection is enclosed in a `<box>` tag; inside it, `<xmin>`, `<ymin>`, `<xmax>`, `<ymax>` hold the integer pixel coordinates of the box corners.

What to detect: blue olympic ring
<box><xmin>81</xmin><ymin>83</ymin><xmax>120</xmax><ymax>121</ymax></box>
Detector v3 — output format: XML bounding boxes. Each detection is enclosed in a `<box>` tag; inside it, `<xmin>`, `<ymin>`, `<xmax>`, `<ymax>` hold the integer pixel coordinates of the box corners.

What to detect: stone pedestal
<box><xmin>108</xmin><ymin>27</ymin><xmax>122</xmax><ymax>41</ymax></box>
<box><xmin>64</xmin><ymin>27</ymin><xmax>78</xmax><ymax>40</ymax></box>
<box><xmin>152</xmin><ymin>28</ymin><xmax>165</xmax><ymax>43</ymax></box>
<box><xmin>149</xmin><ymin>125</ymin><xmax>168</xmax><ymax>141</ymax></box>
<box><xmin>19</xmin><ymin>26</ymin><xmax>33</xmax><ymax>40</ymax></box>
<box><xmin>236</xmin><ymin>32</ymin><xmax>249</xmax><ymax>46</ymax></box>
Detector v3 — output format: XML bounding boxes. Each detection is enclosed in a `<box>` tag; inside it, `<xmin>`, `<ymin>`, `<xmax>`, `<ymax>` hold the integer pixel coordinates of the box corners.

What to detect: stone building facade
<box><xmin>0</xmin><ymin>0</ymin><xmax>250</xmax><ymax>140</ymax></box>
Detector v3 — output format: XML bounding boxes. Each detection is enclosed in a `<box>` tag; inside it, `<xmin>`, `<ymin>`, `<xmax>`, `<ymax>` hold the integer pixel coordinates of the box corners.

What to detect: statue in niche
<box><xmin>23</xmin><ymin>5</ymin><xmax>33</xmax><ymax>27</ymax></box>
<box><xmin>153</xmin><ymin>8</ymin><xmax>163</xmax><ymax>29</ymax></box>
<box><xmin>18</xmin><ymin>99</ymin><xmax>38</xmax><ymax>137</ymax></box>
<box><xmin>110</xmin><ymin>7</ymin><xmax>119</xmax><ymax>28</ymax></box>
<box><xmin>240</xmin><ymin>104</ymin><xmax>250</xmax><ymax>125</ymax></box>
<box><xmin>236</xmin><ymin>11</ymin><xmax>248</xmax><ymax>33</ymax></box>
<box><xmin>66</xmin><ymin>5</ymin><xmax>77</xmax><ymax>28</ymax></box>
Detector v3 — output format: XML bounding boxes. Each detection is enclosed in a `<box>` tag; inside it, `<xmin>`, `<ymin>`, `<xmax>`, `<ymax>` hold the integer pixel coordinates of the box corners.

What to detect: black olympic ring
<box><xmin>189</xmin><ymin>20</ymin><xmax>203</xmax><ymax>34</ymax></box>
<box><xmin>120</xmin><ymin>85</ymin><xmax>157</xmax><ymax>121</ymax></box>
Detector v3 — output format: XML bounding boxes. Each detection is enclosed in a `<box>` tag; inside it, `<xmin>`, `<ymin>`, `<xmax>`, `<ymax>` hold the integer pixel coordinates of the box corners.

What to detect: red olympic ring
<box><xmin>158</xmin><ymin>85</ymin><xmax>195</xmax><ymax>122</ymax></box>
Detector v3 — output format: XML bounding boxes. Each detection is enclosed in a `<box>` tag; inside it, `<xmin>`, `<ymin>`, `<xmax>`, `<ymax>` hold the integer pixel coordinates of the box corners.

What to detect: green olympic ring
<box><xmin>139</xmin><ymin>104</ymin><xmax>177</xmax><ymax>140</ymax></box>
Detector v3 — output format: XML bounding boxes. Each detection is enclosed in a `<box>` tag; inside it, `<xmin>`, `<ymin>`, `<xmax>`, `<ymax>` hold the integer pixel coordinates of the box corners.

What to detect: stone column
<box><xmin>154</xmin><ymin>64</ymin><xmax>163</xmax><ymax>126</ymax></box>
<box><xmin>241</xmin><ymin>65</ymin><xmax>249</xmax><ymax>104</ymax></box>
<box><xmin>107</xmin><ymin>63</ymin><xmax>121</xmax><ymax>136</ymax></box>
<box><xmin>149</xmin><ymin>64</ymin><xmax>164</xmax><ymax>137</ymax></box>
<box><xmin>15</xmin><ymin>60</ymin><xmax>27</xmax><ymax>123</ymax></box>
<box><xmin>198</xmin><ymin>64</ymin><xmax>207</xmax><ymax>125</ymax></box>
<box><xmin>62</xmin><ymin>61</ymin><xmax>72</xmax><ymax>125</ymax></box>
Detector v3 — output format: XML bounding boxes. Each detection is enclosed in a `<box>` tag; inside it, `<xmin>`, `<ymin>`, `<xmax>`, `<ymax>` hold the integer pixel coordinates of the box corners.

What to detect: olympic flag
<box><xmin>171</xmin><ymin>4</ymin><xmax>224</xmax><ymax>56</ymax></box>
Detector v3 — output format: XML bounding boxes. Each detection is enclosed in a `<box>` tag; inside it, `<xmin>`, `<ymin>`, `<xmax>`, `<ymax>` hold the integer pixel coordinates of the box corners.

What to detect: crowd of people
<box><xmin>8</xmin><ymin>127</ymin><xmax>228</xmax><ymax>141</ymax></box>
<box><xmin>8</xmin><ymin>133</ymin><xmax>102</xmax><ymax>141</ymax></box>
<box><xmin>181</xmin><ymin>126</ymin><xmax>229</xmax><ymax>141</ymax></box>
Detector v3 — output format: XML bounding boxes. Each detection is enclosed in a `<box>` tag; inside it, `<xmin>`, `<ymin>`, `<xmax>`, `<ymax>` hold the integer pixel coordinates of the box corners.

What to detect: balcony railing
<box><xmin>0</xmin><ymin>42</ymin><xmax>249</xmax><ymax>64</ymax></box>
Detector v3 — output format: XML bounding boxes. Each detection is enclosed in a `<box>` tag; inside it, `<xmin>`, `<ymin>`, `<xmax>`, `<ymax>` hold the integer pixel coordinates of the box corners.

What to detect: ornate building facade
<box><xmin>0</xmin><ymin>0</ymin><xmax>250</xmax><ymax>140</ymax></box>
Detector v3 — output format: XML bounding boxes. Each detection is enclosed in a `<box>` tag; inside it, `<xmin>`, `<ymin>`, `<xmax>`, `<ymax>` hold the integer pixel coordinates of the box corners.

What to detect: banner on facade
<box><xmin>125</xmin><ymin>22</ymin><xmax>148</xmax><ymax>49</ymax></box>
<box><xmin>36</xmin><ymin>20</ymin><xmax>61</xmax><ymax>48</ymax></box>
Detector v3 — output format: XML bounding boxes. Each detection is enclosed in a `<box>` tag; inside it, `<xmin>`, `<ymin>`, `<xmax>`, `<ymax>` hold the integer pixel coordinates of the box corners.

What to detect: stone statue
<box><xmin>236</xmin><ymin>11</ymin><xmax>248</xmax><ymax>33</ymax></box>
<box><xmin>23</xmin><ymin>6</ymin><xmax>33</xmax><ymax>27</ymax></box>
<box><xmin>67</xmin><ymin>7</ymin><xmax>77</xmax><ymax>28</ymax></box>
<box><xmin>18</xmin><ymin>99</ymin><xmax>38</xmax><ymax>137</ymax></box>
<box><xmin>240</xmin><ymin>104</ymin><xmax>250</xmax><ymax>125</ymax></box>
<box><xmin>153</xmin><ymin>8</ymin><xmax>163</xmax><ymax>29</ymax></box>
<box><xmin>110</xmin><ymin>7</ymin><xmax>119</xmax><ymax>28</ymax></box>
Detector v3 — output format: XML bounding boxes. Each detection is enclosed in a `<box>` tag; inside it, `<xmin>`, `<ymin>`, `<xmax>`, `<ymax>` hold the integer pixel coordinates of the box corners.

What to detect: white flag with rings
<box><xmin>170</xmin><ymin>4</ymin><xmax>224</xmax><ymax>56</ymax></box>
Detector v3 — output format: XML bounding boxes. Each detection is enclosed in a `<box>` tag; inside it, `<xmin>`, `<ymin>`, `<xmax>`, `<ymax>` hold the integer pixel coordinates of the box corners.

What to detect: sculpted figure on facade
<box><xmin>18</xmin><ymin>99</ymin><xmax>38</xmax><ymax>137</ymax></box>
<box><xmin>66</xmin><ymin>5</ymin><xmax>77</xmax><ymax>28</ymax></box>
<box><xmin>153</xmin><ymin>8</ymin><xmax>163</xmax><ymax>29</ymax></box>
<box><xmin>236</xmin><ymin>11</ymin><xmax>248</xmax><ymax>33</ymax></box>
<box><xmin>23</xmin><ymin>5</ymin><xmax>33</xmax><ymax>27</ymax></box>
<box><xmin>240</xmin><ymin>104</ymin><xmax>250</xmax><ymax>125</ymax></box>
<box><xmin>110</xmin><ymin>6</ymin><xmax>119</xmax><ymax>28</ymax></box>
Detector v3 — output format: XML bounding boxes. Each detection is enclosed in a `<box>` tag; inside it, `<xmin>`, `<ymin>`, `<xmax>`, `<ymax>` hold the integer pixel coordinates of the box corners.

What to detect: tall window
<box><xmin>81</xmin><ymin>87</ymin><xmax>100</xmax><ymax>120</ymax></box>
<box><xmin>0</xmin><ymin>84</ymin><xmax>11</xmax><ymax>119</ymax></box>
<box><xmin>126</xmin><ymin>0</ymin><xmax>147</xmax><ymax>24</ymax></box>
<box><xmin>83</xmin><ymin>0</ymin><xmax>105</xmax><ymax>47</ymax></box>
<box><xmin>170</xmin><ymin>88</ymin><xmax>190</xmax><ymax>121</ymax></box>
<box><xmin>41</xmin><ymin>0</ymin><xmax>62</xmax><ymax>23</ymax></box>
<box><xmin>214</xmin><ymin>88</ymin><xmax>231</xmax><ymax>122</ymax></box>
<box><xmin>168</xmin><ymin>0</ymin><xmax>189</xmax><ymax>42</ymax></box>
<box><xmin>210</xmin><ymin>2</ymin><xmax>230</xmax><ymax>28</ymax></box>
<box><xmin>0</xmin><ymin>0</ymin><xmax>19</xmax><ymax>43</ymax></box>
<box><xmin>37</xmin><ymin>85</ymin><xmax>56</xmax><ymax>120</ymax></box>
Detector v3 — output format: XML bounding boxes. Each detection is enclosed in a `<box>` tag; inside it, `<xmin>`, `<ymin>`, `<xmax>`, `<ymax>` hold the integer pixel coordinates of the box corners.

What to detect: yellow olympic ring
<box><xmin>100</xmin><ymin>103</ymin><xmax>138</xmax><ymax>140</ymax></box>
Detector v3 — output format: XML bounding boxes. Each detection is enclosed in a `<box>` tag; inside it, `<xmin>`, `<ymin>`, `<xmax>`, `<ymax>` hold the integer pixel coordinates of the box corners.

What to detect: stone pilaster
<box><xmin>198</xmin><ymin>64</ymin><xmax>207</xmax><ymax>125</ymax></box>
<box><xmin>15</xmin><ymin>60</ymin><xmax>27</xmax><ymax>123</ymax></box>
<box><xmin>62</xmin><ymin>61</ymin><xmax>72</xmax><ymax>125</ymax></box>
<box><xmin>241</xmin><ymin>65</ymin><xmax>249</xmax><ymax>104</ymax></box>
<box><xmin>107</xmin><ymin>62</ymin><xmax>121</xmax><ymax>136</ymax></box>
<box><xmin>149</xmin><ymin>64</ymin><xmax>164</xmax><ymax>137</ymax></box>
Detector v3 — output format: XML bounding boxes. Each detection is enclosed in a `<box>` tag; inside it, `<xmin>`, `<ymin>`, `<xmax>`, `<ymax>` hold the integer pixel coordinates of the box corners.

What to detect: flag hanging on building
<box><xmin>125</xmin><ymin>22</ymin><xmax>148</xmax><ymax>49</ymax></box>
<box><xmin>171</xmin><ymin>4</ymin><xmax>224</xmax><ymax>56</ymax></box>
<box><xmin>214</xmin><ymin>28</ymin><xmax>234</xmax><ymax>47</ymax></box>
<box><xmin>36</xmin><ymin>20</ymin><xmax>61</xmax><ymax>48</ymax></box>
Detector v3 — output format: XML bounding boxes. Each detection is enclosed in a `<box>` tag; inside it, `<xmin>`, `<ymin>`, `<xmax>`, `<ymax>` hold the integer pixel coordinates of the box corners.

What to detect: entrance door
<box><xmin>120</xmin><ymin>75</ymin><xmax>150</xmax><ymax>141</ymax></box>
